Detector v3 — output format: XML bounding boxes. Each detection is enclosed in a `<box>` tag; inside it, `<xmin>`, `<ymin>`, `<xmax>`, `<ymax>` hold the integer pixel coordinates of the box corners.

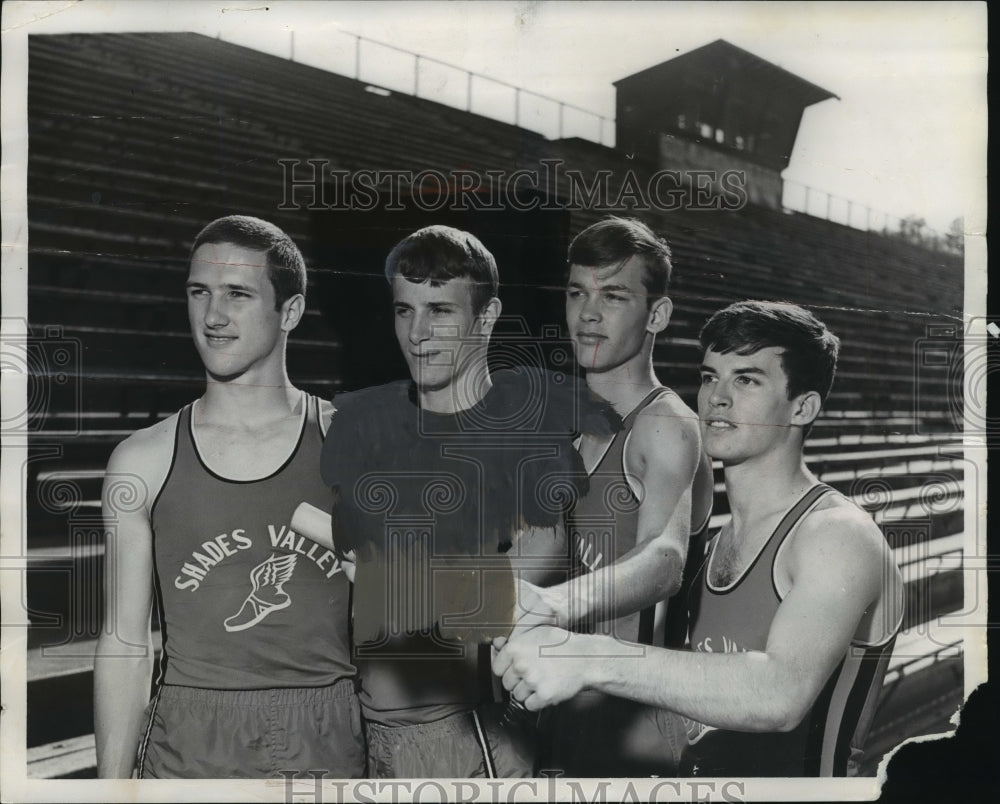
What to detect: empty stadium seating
<box><xmin>22</xmin><ymin>32</ymin><xmax>966</xmax><ymax>778</ymax></box>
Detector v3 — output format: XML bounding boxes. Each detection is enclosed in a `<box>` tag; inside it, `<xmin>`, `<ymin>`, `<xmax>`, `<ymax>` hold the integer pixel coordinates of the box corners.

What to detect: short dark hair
<box><xmin>567</xmin><ymin>217</ymin><xmax>673</xmax><ymax>305</ymax></box>
<box><xmin>699</xmin><ymin>301</ymin><xmax>840</xmax><ymax>404</ymax></box>
<box><xmin>190</xmin><ymin>216</ymin><xmax>307</xmax><ymax>310</ymax></box>
<box><xmin>384</xmin><ymin>225</ymin><xmax>499</xmax><ymax>314</ymax></box>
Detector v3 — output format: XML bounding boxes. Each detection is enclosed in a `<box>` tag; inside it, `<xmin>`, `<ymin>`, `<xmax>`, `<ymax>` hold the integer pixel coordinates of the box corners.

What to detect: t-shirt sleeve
<box><xmin>321</xmin><ymin>384</ymin><xmax>409</xmax><ymax>488</ymax></box>
<box><xmin>320</xmin><ymin>390</ymin><xmax>365</xmax><ymax>489</ymax></box>
<box><xmin>320</xmin><ymin>383</ymin><xmax>414</xmax><ymax>557</ymax></box>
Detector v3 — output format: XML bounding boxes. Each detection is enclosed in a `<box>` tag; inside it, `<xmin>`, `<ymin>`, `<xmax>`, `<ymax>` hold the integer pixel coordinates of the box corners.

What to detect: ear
<box><xmin>646</xmin><ymin>296</ymin><xmax>673</xmax><ymax>335</ymax></box>
<box><xmin>476</xmin><ymin>296</ymin><xmax>502</xmax><ymax>337</ymax></box>
<box><xmin>790</xmin><ymin>390</ymin><xmax>822</xmax><ymax>428</ymax></box>
<box><xmin>280</xmin><ymin>294</ymin><xmax>305</xmax><ymax>333</ymax></box>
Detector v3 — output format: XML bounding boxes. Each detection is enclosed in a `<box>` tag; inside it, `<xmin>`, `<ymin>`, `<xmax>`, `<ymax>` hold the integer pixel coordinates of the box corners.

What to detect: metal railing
<box><xmin>219</xmin><ymin>29</ymin><xmax>958</xmax><ymax>253</ymax></box>
<box><xmin>782</xmin><ymin>180</ymin><xmax>961</xmax><ymax>254</ymax></box>
<box><xmin>249</xmin><ymin>28</ymin><xmax>615</xmax><ymax>146</ymax></box>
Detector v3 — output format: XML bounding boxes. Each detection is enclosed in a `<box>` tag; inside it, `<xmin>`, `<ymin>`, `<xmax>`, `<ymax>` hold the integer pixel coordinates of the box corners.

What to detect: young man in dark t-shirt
<box><xmin>321</xmin><ymin>225</ymin><xmax>614</xmax><ymax>778</ymax></box>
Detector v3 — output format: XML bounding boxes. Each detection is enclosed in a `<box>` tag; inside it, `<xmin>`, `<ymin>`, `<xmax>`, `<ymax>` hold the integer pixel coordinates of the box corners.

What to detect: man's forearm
<box><xmin>94</xmin><ymin>649</ymin><xmax>153</xmax><ymax>778</ymax></box>
<box><xmin>556</xmin><ymin>546</ymin><xmax>684</xmax><ymax>627</ymax></box>
<box><xmin>581</xmin><ymin>633</ymin><xmax>808</xmax><ymax>733</ymax></box>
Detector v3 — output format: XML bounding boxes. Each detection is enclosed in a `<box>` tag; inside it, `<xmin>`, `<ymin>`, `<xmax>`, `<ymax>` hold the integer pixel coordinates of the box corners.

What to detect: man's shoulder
<box><xmin>491</xmin><ymin>368</ymin><xmax>620</xmax><ymax>436</ymax></box>
<box><xmin>105</xmin><ymin>412</ymin><xmax>182</xmax><ymax>511</ymax></box>
<box><xmin>322</xmin><ymin>382</ymin><xmax>412</xmax><ymax>484</ymax></box>
<box><xmin>639</xmin><ymin>387</ymin><xmax>697</xmax><ymax>420</ymax></box>
<box><xmin>779</xmin><ymin>489</ymin><xmax>898</xmax><ymax>636</ymax></box>
<box><xmin>330</xmin><ymin>381</ymin><xmax>410</xmax><ymax>418</ymax></box>
<box><xmin>791</xmin><ymin>490</ymin><xmax>888</xmax><ymax>565</ymax></box>
<box><xmin>631</xmin><ymin>388</ymin><xmax>700</xmax><ymax>447</ymax></box>
<box><xmin>109</xmin><ymin>412</ymin><xmax>179</xmax><ymax>469</ymax></box>
<box><xmin>806</xmin><ymin>491</ymin><xmax>884</xmax><ymax>536</ymax></box>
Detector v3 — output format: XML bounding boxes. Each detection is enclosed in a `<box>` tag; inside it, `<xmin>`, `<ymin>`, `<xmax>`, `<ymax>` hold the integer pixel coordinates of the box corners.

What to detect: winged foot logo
<box><xmin>225</xmin><ymin>553</ymin><xmax>298</xmax><ymax>632</ymax></box>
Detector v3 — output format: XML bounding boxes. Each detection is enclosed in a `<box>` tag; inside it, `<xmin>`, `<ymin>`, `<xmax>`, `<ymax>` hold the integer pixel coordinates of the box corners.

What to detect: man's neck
<box><xmin>723</xmin><ymin>446</ymin><xmax>816</xmax><ymax>534</ymax></box>
<box><xmin>199</xmin><ymin>374</ymin><xmax>301</xmax><ymax>427</ymax></box>
<box><xmin>585</xmin><ymin>353</ymin><xmax>659</xmax><ymax>417</ymax></box>
<box><xmin>418</xmin><ymin>367</ymin><xmax>493</xmax><ymax>415</ymax></box>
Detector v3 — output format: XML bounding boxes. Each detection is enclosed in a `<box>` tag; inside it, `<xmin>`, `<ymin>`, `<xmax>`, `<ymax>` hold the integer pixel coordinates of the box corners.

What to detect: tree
<box><xmin>898</xmin><ymin>215</ymin><xmax>927</xmax><ymax>245</ymax></box>
<box><xmin>944</xmin><ymin>217</ymin><xmax>964</xmax><ymax>254</ymax></box>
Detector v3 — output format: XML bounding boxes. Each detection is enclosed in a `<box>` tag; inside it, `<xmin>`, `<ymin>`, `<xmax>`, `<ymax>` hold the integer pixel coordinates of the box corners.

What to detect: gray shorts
<box><xmin>544</xmin><ymin>690</ymin><xmax>686</xmax><ymax>777</ymax></box>
<box><xmin>138</xmin><ymin>679</ymin><xmax>364</xmax><ymax>779</ymax></box>
<box><xmin>365</xmin><ymin>704</ymin><xmax>536</xmax><ymax>779</ymax></box>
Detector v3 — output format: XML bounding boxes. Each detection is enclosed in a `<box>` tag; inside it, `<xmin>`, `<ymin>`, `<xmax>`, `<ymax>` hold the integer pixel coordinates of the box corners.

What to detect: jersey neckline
<box><xmin>581</xmin><ymin>385</ymin><xmax>672</xmax><ymax>477</ymax></box>
<box><xmin>188</xmin><ymin>390</ymin><xmax>310</xmax><ymax>484</ymax></box>
<box><xmin>705</xmin><ymin>483</ymin><xmax>831</xmax><ymax>594</ymax></box>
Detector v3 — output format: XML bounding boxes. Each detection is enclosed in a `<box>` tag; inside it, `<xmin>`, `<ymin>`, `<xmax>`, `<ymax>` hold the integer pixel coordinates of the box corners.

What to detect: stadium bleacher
<box><xmin>22</xmin><ymin>32</ymin><xmax>965</xmax><ymax>778</ymax></box>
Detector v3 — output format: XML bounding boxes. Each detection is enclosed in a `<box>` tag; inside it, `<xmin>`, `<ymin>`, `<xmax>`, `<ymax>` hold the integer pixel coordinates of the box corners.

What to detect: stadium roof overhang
<box><xmin>613</xmin><ymin>38</ymin><xmax>839</xmax><ymax>108</ymax></box>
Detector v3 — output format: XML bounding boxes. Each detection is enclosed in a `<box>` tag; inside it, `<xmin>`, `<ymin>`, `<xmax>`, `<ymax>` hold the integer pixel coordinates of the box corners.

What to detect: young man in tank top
<box><xmin>320</xmin><ymin>225</ymin><xmax>612</xmax><ymax>778</ymax></box>
<box><xmin>506</xmin><ymin>216</ymin><xmax>714</xmax><ymax>776</ymax></box>
<box><xmin>93</xmin><ymin>216</ymin><xmax>363</xmax><ymax>778</ymax></box>
<box><xmin>494</xmin><ymin>301</ymin><xmax>905</xmax><ymax>777</ymax></box>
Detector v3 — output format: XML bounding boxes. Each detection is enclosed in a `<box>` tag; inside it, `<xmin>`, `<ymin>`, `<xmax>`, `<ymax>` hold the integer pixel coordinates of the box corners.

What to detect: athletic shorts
<box><xmin>137</xmin><ymin>679</ymin><xmax>364</xmax><ymax>779</ymax></box>
<box><xmin>364</xmin><ymin>704</ymin><xmax>536</xmax><ymax>779</ymax></box>
<box><xmin>542</xmin><ymin>691</ymin><xmax>686</xmax><ymax>777</ymax></box>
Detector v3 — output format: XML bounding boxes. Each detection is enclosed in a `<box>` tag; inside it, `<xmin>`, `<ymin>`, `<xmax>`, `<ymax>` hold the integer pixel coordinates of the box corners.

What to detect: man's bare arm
<box><xmin>93</xmin><ymin>424</ymin><xmax>171</xmax><ymax>778</ymax></box>
<box><xmin>496</xmin><ymin>507</ymin><xmax>886</xmax><ymax>730</ymax></box>
<box><xmin>517</xmin><ymin>398</ymin><xmax>702</xmax><ymax>628</ymax></box>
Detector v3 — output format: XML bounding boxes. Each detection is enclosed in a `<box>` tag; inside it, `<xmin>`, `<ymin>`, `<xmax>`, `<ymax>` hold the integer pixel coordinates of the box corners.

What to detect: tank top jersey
<box><xmin>683</xmin><ymin>484</ymin><xmax>899</xmax><ymax>777</ymax></box>
<box><xmin>150</xmin><ymin>393</ymin><xmax>354</xmax><ymax>689</ymax></box>
<box><xmin>568</xmin><ymin>386</ymin><xmax>710</xmax><ymax>647</ymax></box>
<box><xmin>547</xmin><ymin>387</ymin><xmax>710</xmax><ymax>776</ymax></box>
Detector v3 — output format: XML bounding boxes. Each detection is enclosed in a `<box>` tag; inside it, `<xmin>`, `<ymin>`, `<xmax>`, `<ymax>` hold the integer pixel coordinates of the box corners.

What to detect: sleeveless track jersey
<box><xmin>569</xmin><ymin>387</ymin><xmax>708</xmax><ymax>646</ymax></box>
<box><xmin>683</xmin><ymin>484</ymin><xmax>899</xmax><ymax>777</ymax></box>
<box><xmin>150</xmin><ymin>394</ymin><xmax>354</xmax><ymax>689</ymax></box>
<box><xmin>547</xmin><ymin>387</ymin><xmax>710</xmax><ymax>777</ymax></box>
